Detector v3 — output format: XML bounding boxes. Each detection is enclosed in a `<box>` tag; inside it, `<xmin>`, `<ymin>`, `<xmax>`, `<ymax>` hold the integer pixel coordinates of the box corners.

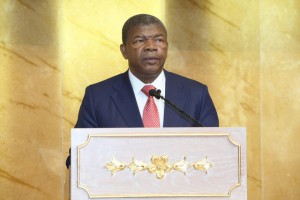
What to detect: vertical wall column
<box><xmin>0</xmin><ymin>1</ymin><xmax>63</xmax><ymax>199</ymax></box>
<box><xmin>261</xmin><ymin>0</ymin><xmax>300</xmax><ymax>199</ymax></box>
<box><xmin>165</xmin><ymin>1</ymin><xmax>261</xmax><ymax>199</ymax></box>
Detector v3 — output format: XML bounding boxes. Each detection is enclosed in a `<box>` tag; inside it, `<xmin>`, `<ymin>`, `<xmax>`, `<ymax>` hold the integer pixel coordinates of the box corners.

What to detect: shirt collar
<box><xmin>128</xmin><ymin>69</ymin><xmax>165</xmax><ymax>96</ymax></box>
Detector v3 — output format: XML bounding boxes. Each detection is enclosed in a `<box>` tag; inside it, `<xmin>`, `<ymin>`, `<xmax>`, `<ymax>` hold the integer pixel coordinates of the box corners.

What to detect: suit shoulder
<box><xmin>86</xmin><ymin>72</ymin><xmax>126</xmax><ymax>92</ymax></box>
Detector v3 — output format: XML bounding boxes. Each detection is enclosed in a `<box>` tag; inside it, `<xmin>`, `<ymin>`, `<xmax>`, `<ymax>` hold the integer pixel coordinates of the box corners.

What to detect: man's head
<box><xmin>122</xmin><ymin>14</ymin><xmax>167</xmax><ymax>44</ymax></box>
<box><xmin>120</xmin><ymin>14</ymin><xmax>168</xmax><ymax>83</ymax></box>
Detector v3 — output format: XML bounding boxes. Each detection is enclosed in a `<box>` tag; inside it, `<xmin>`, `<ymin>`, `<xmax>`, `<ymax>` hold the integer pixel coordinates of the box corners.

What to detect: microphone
<box><xmin>149</xmin><ymin>89</ymin><xmax>203</xmax><ymax>127</ymax></box>
<box><xmin>149</xmin><ymin>89</ymin><xmax>161</xmax><ymax>99</ymax></box>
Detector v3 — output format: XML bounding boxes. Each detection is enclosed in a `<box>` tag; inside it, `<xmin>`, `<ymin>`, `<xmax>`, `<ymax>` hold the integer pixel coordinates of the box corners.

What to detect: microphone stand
<box><xmin>149</xmin><ymin>89</ymin><xmax>203</xmax><ymax>127</ymax></box>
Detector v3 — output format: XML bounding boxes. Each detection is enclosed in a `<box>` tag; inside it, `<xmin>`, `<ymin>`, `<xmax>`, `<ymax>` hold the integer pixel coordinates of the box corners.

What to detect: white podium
<box><xmin>71</xmin><ymin>128</ymin><xmax>246</xmax><ymax>200</ymax></box>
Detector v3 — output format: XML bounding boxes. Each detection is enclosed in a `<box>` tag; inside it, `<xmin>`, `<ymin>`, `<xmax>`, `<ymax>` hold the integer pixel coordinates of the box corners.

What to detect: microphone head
<box><xmin>149</xmin><ymin>89</ymin><xmax>157</xmax><ymax>97</ymax></box>
<box><xmin>149</xmin><ymin>89</ymin><xmax>161</xmax><ymax>99</ymax></box>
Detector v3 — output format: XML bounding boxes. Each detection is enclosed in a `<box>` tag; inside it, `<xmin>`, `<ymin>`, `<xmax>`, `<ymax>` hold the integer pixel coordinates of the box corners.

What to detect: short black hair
<box><xmin>122</xmin><ymin>14</ymin><xmax>167</xmax><ymax>44</ymax></box>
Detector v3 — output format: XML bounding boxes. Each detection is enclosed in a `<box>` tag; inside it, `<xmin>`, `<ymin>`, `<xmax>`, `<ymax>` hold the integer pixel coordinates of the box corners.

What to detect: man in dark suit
<box><xmin>75</xmin><ymin>14</ymin><xmax>218</xmax><ymax>128</ymax></box>
<box><xmin>67</xmin><ymin>14</ymin><xmax>218</xmax><ymax>168</ymax></box>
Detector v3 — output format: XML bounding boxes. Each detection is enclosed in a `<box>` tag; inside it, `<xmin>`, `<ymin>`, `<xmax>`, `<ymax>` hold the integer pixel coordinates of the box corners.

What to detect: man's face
<box><xmin>120</xmin><ymin>24</ymin><xmax>168</xmax><ymax>83</ymax></box>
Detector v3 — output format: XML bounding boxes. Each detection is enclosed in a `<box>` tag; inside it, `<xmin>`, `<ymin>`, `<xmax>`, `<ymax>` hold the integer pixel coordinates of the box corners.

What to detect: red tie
<box><xmin>141</xmin><ymin>85</ymin><xmax>160</xmax><ymax>127</ymax></box>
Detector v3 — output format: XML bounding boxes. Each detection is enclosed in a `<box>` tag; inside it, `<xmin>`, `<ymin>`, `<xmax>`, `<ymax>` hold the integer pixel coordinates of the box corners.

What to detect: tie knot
<box><xmin>141</xmin><ymin>85</ymin><xmax>156</xmax><ymax>97</ymax></box>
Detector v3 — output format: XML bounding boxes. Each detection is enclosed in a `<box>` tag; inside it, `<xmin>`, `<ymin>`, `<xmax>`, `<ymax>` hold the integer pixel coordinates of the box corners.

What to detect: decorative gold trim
<box><xmin>106</xmin><ymin>157</ymin><xmax>126</xmax><ymax>175</ymax></box>
<box><xmin>172</xmin><ymin>156</ymin><xmax>189</xmax><ymax>175</ymax></box>
<box><xmin>77</xmin><ymin>132</ymin><xmax>242</xmax><ymax>198</ymax></box>
<box><xmin>105</xmin><ymin>155</ymin><xmax>212</xmax><ymax>179</ymax></box>
<box><xmin>77</xmin><ymin>135</ymin><xmax>92</xmax><ymax>196</ymax></box>
<box><xmin>193</xmin><ymin>156</ymin><xmax>213</xmax><ymax>173</ymax></box>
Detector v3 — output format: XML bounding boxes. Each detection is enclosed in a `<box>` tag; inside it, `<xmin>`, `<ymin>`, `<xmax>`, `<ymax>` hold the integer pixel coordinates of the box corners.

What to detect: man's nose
<box><xmin>144</xmin><ymin>39</ymin><xmax>157</xmax><ymax>51</ymax></box>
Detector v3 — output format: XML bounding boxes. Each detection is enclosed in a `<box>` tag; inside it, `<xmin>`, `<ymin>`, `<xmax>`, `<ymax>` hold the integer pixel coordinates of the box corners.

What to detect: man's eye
<box><xmin>134</xmin><ymin>39</ymin><xmax>144</xmax><ymax>44</ymax></box>
<box><xmin>156</xmin><ymin>38</ymin><xmax>164</xmax><ymax>43</ymax></box>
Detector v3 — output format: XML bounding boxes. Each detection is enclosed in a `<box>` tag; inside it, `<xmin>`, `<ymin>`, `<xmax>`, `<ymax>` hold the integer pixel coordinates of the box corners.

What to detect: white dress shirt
<box><xmin>128</xmin><ymin>69</ymin><xmax>166</xmax><ymax>127</ymax></box>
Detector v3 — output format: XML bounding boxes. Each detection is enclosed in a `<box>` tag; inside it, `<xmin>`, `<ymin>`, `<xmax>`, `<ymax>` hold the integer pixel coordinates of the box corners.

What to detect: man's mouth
<box><xmin>143</xmin><ymin>57</ymin><xmax>159</xmax><ymax>64</ymax></box>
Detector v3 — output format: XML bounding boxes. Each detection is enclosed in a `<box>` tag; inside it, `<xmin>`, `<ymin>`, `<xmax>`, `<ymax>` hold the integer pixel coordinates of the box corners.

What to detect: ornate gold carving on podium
<box><xmin>193</xmin><ymin>156</ymin><xmax>213</xmax><ymax>174</ymax></box>
<box><xmin>105</xmin><ymin>157</ymin><xmax>126</xmax><ymax>175</ymax></box>
<box><xmin>147</xmin><ymin>155</ymin><xmax>172</xmax><ymax>179</ymax></box>
<box><xmin>105</xmin><ymin>155</ymin><xmax>213</xmax><ymax>179</ymax></box>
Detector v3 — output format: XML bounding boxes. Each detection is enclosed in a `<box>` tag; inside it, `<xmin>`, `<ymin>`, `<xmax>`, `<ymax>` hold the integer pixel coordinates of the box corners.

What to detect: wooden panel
<box><xmin>71</xmin><ymin>128</ymin><xmax>246</xmax><ymax>200</ymax></box>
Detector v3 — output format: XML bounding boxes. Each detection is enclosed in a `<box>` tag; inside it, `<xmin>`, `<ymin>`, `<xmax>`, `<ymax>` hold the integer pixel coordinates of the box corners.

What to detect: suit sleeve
<box><xmin>199</xmin><ymin>86</ymin><xmax>219</xmax><ymax>127</ymax></box>
<box><xmin>75</xmin><ymin>86</ymin><xmax>98</xmax><ymax>128</ymax></box>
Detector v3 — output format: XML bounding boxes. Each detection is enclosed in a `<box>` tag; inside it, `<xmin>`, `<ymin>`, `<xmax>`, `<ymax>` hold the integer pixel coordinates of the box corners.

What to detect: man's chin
<box><xmin>144</xmin><ymin>67</ymin><xmax>163</xmax><ymax>75</ymax></box>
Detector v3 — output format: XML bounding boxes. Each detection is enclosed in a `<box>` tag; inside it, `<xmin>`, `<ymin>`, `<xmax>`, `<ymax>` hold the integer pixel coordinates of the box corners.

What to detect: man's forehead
<box><xmin>129</xmin><ymin>24</ymin><xmax>167</xmax><ymax>37</ymax></box>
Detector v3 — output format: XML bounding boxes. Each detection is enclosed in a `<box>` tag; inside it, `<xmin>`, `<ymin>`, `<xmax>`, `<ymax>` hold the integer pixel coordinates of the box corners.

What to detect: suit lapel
<box><xmin>109</xmin><ymin>70</ymin><xmax>187</xmax><ymax>127</ymax></box>
<box><xmin>163</xmin><ymin>71</ymin><xmax>186</xmax><ymax>127</ymax></box>
<box><xmin>111</xmin><ymin>72</ymin><xmax>144</xmax><ymax>127</ymax></box>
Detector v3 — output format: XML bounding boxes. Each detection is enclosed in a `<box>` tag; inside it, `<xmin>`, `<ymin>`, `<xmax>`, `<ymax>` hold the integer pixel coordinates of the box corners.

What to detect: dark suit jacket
<box><xmin>75</xmin><ymin>70</ymin><xmax>218</xmax><ymax>128</ymax></box>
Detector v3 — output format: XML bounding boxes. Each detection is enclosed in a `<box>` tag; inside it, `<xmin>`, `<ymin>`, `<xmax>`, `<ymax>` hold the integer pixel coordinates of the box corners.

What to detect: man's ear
<box><xmin>120</xmin><ymin>44</ymin><xmax>128</xmax><ymax>59</ymax></box>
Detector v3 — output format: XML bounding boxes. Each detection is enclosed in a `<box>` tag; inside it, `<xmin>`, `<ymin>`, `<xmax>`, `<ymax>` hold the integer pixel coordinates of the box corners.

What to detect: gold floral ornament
<box><xmin>193</xmin><ymin>156</ymin><xmax>213</xmax><ymax>174</ymax></box>
<box><xmin>105</xmin><ymin>155</ymin><xmax>213</xmax><ymax>179</ymax></box>
<box><xmin>128</xmin><ymin>158</ymin><xmax>148</xmax><ymax>175</ymax></box>
<box><xmin>148</xmin><ymin>155</ymin><xmax>172</xmax><ymax>179</ymax></box>
<box><xmin>105</xmin><ymin>157</ymin><xmax>126</xmax><ymax>175</ymax></box>
<box><xmin>172</xmin><ymin>156</ymin><xmax>190</xmax><ymax>175</ymax></box>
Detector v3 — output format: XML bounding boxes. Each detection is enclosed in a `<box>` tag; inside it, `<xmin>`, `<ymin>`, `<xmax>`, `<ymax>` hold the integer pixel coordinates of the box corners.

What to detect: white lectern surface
<box><xmin>71</xmin><ymin>128</ymin><xmax>246</xmax><ymax>200</ymax></box>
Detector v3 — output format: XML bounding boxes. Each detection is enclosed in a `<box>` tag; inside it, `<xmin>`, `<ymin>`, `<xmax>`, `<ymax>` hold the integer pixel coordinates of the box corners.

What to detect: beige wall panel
<box><xmin>0</xmin><ymin>0</ymin><xmax>62</xmax><ymax>200</ymax></box>
<box><xmin>62</xmin><ymin>0</ymin><xmax>165</xmax><ymax>198</ymax></box>
<box><xmin>165</xmin><ymin>1</ymin><xmax>261</xmax><ymax>200</ymax></box>
<box><xmin>261</xmin><ymin>0</ymin><xmax>300</xmax><ymax>199</ymax></box>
